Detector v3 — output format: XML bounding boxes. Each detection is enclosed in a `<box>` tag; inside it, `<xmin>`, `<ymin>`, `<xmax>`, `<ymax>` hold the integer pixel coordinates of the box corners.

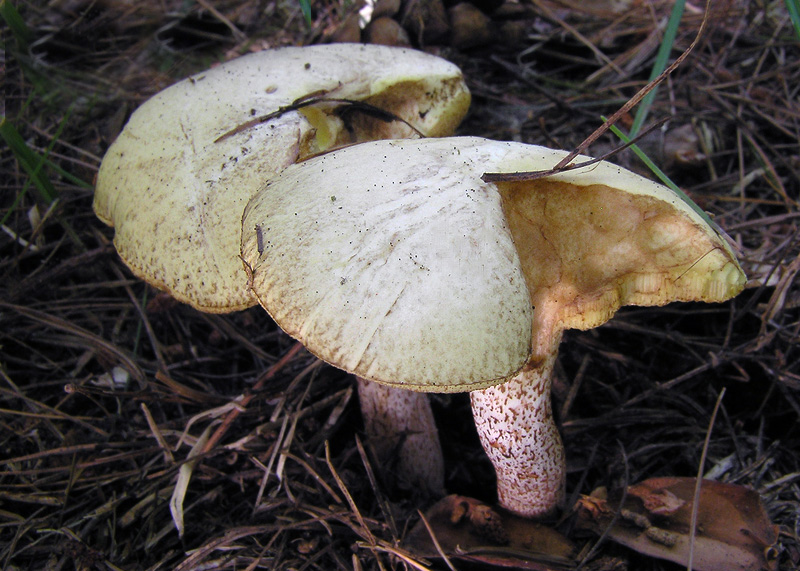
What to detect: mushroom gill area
<box><xmin>296</xmin><ymin>77</ymin><xmax>470</xmax><ymax>158</ymax></box>
<box><xmin>497</xmin><ymin>181</ymin><xmax>745</xmax><ymax>360</ymax></box>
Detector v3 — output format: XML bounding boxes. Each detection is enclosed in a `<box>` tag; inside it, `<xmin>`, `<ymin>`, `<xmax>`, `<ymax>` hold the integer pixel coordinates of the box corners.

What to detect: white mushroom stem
<box><xmin>357</xmin><ymin>377</ymin><xmax>445</xmax><ymax>495</ymax></box>
<box><xmin>470</xmin><ymin>331</ymin><xmax>565</xmax><ymax>517</ymax></box>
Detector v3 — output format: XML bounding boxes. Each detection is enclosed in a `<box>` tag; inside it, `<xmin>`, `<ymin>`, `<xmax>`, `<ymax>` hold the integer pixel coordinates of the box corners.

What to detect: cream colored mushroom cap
<box><xmin>241</xmin><ymin>137</ymin><xmax>745</xmax><ymax>391</ymax></box>
<box><xmin>94</xmin><ymin>44</ymin><xmax>470</xmax><ymax>313</ymax></box>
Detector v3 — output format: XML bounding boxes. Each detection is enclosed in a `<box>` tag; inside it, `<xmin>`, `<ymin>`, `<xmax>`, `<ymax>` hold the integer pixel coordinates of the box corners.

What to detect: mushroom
<box><xmin>357</xmin><ymin>377</ymin><xmax>445</xmax><ymax>494</ymax></box>
<box><xmin>93</xmin><ymin>44</ymin><xmax>470</xmax><ymax>495</ymax></box>
<box><xmin>240</xmin><ymin>136</ymin><xmax>746</xmax><ymax>517</ymax></box>
<box><xmin>94</xmin><ymin>43</ymin><xmax>470</xmax><ymax>313</ymax></box>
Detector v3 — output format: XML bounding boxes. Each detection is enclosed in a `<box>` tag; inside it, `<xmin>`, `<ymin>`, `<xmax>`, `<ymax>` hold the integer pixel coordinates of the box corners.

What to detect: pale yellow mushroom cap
<box><xmin>94</xmin><ymin>44</ymin><xmax>470</xmax><ymax>313</ymax></box>
<box><xmin>241</xmin><ymin>137</ymin><xmax>745</xmax><ymax>391</ymax></box>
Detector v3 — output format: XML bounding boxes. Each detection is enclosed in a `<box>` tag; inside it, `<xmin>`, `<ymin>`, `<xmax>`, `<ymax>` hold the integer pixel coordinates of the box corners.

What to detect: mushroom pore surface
<box><xmin>498</xmin><ymin>179</ymin><xmax>744</xmax><ymax>361</ymax></box>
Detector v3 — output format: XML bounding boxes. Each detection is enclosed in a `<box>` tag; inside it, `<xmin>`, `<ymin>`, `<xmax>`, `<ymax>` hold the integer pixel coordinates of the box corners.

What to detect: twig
<box><xmin>481</xmin><ymin>117</ymin><xmax>668</xmax><ymax>183</ymax></box>
<box><xmin>324</xmin><ymin>441</ymin><xmax>375</xmax><ymax>545</ymax></box>
<box><xmin>355</xmin><ymin>435</ymin><xmax>398</xmax><ymax>539</ymax></box>
<box><xmin>482</xmin><ymin>0</ymin><xmax>714</xmax><ymax>182</ymax></box>
<box><xmin>417</xmin><ymin>509</ymin><xmax>457</xmax><ymax>571</ymax></box>
<box><xmin>194</xmin><ymin>0</ymin><xmax>247</xmax><ymax>43</ymax></box>
<box><xmin>577</xmin><ymin>442</ymin><xmax>630</xmax><ymax>570</ymax></box>
<box><xmin>688</xmin><ymin>387</ymin><xmax>726</xmax><ymax>571</ymax></box>
<box><xmin>325</xmin><ymin>441</ymin><xmax>387</xmax><ymax>571</ymax></box>
<box><xmin>215</xmin><ymin>96</ymin><xmax>424</xmax><ymax>143</ymax></box>
<box><xmin>200</xmin><ymin>342</ymin><xmax>304</xmax><ymax>455</ymax></box>
<box><xmin>140</xmin><ymin>403</ymin><xmax>174</xmax><ymax>464</ymax></box>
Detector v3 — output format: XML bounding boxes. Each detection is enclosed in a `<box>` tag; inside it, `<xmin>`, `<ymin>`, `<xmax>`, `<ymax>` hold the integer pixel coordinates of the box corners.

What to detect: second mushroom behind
<box><xmin>92</xmin><ymin>44</ymin><xmax>471</xmax><ymax>497</ymax></box>
<box><xmin>94</xmin><ymin>43</ymin><xmax>470</xmax><ymax>314</ymax></box>
<box><xmin>241</xmin><ymin>136</ymin><xmax>746</xmax><ymax>518</ymax></box>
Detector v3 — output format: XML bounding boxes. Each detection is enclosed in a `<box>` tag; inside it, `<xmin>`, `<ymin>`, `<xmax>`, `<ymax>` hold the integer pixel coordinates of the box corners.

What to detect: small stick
<box><xmin>215</xmin><ymin>96</ymin><xmax>424</xmax><ymax>143</ymax></box>
<box><xmin>482</xmin><ymin>118</ymin><xmax>668</xmax><ymax>183</ymax></box>
<box><xmin>482</xmin><ymin>0</ymin><xmax>713</xmax><ymax>183</ymax></box>
<box><xmin>688</xmin><ymin>387</ymin><xmax>727</xmax><ymax>571</ymax></box>
<box><xmin>200</xmin><ymin>342</ymin><xmax>304</xmax><ymax>455</ymax></box>
<box><xmin>417</xmin><ymin>509</ymin><xmax>457</xmax><ymax>571</ymax></box>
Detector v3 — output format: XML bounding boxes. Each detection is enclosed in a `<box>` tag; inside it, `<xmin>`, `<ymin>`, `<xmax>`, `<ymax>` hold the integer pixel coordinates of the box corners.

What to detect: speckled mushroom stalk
<box><xmin>357</xmin><ymin>378</ymin><xmax>445</xmax><ymax>494</ymax></box>
<box><xmin>470</xmin><ymin>332</ymin><xmax>564</xmax><ymax>517</ymax></box>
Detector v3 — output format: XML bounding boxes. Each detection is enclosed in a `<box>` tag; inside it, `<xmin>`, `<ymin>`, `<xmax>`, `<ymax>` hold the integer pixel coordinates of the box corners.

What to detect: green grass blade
<box><xmin>36</xmin><ymin>105</ymin><xmax>93</xmax><ymax>188</ymax></box>
<box><xmin>0</xmin><ymin>0</ymin><xmax>32</xmax><ymax>51</ymax></box>
<box><xmin>787</xmin><ymin>0</ymin><xmax>800</xmax><ymax>40</ymax></box>
<box><xmin>2</xmin><ymin>110</ymin><xmax>87</xmax><ymax>249</ymax></box>
<box><xmin>604</xmin><ymin>118</ymin><xmax>717</xmax><ymax>231</ymax></box>
<box><xmin>1</xmin><ymin>116</ymin><xmax>58</xmax><ymax>204</ymax></box>
<box><xmin>44</xmin><ymin>157</ymin><xmax>93</xmax><ymax>189</ymax></box>
<box><xmin>0</xmin><ymin>175</ymin><xmax>28</xmax><ymax>228</ymax></box>
<box><xmin>628</xmin><ymin>0</ymin><xmax>686</xmax><ymax>138</ymax></box>
<box><xmin>298</xmin><ymin>0</ymin><xmax>312</xmax><ymax>26</ymax></box>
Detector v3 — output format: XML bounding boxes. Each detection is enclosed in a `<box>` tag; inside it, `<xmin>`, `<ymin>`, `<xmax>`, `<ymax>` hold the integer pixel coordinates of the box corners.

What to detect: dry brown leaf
<box><xmin>576</xmin><ymin>477</ymin><xmax>779</xmax><ymax>571</ymax></box>
<box><xmin>404</xmin><ymin>495</ymin><xmax>575</xmax><ymax>570</ymax></box>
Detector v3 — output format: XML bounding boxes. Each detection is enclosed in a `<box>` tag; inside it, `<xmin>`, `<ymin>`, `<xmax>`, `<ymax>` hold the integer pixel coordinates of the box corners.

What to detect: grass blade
<box><xmin>629</xmin><ymin>0</ymin><xmax>686</xmax><ymax>138</ymax></box>
<box><xmin>787</xmin><ymin>0</ymin><xmax>800</xmax><ymax>40</ymax></box>
<box><xmin>2</xmin><ymin>110</ymin><xmax>87</xmax><ymax>248</ymax></box>
<box><xmin>604</xmin><ymin>118</ymin><xmax>717</xmax><ymax>231</ymax></box>
<box><xmin>0</xmin><ymin>0</ymin><xmax>32</xmax><ymax>51</ymax></box>
<box><xmin>298</xmin><ymin>0</ymin><xmax>312</xmax><ymax>26</ymax></box>
<box><xmin>1</xmin><ymin>116</ymin><xmax>58</xmax><ymax>204</ymax></box>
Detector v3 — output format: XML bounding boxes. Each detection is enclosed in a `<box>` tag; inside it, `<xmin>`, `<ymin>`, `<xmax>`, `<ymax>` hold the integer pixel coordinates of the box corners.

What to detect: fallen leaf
<box><xmin>629</xmin><ymin>482</ymin><xmax>684</xmax><ymax>515</ymax></box>
<box><xmin>576</xmin><ymin>477</ymin><xmax>779</xmax><ymax>571</ymax></box>
<box><xmin>404</xmin><ymin>495</ymin><xmax>575</xmax><ymax>570</ymax></box>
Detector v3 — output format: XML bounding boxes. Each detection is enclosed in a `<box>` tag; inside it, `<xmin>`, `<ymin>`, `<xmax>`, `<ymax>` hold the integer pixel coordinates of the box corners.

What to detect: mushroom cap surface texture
<box><xmin>94</xmin><ymin>44</ymin><xmax>470</xmax><ymax>313</ymax></box>
<box><xmin>241</xmin><ymin>137</ymin><xmax>745</xmax><ymax>392</ymax></box>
